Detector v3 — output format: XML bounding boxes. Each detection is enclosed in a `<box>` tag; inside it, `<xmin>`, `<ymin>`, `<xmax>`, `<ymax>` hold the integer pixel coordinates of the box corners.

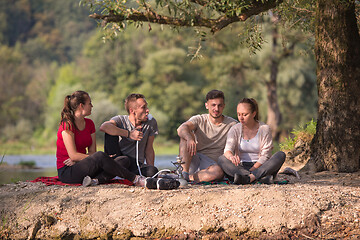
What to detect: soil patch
<box><xmin>1</xmin><ymin>169</ymin><xmax>360</xmax><ymax>239</ymax></box>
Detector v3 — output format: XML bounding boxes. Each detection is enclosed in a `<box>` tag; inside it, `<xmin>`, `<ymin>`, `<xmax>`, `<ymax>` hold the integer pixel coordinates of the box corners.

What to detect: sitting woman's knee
<box><xmin>217</xmin><ymin>155</ymin><xmax>228</xmax><ymax>166</ymax></box>
<box><xmin>270</xmin><ymin>151</ymin><xmax>286</xmax><ymax>167</ymax></box>
<box><xmin>92</xmin><ymin>151</ymin><xmax>110</xmax><ymax>160</ymax></box>
<box><xmin>275</xmin><ymin>151</ymin><xmax>286</xmax><ymax>162</ymax></box>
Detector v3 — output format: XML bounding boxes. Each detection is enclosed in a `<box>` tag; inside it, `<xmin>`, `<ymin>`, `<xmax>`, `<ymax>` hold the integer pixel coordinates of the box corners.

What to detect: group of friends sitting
<box><xmin>56</xmin><ymin>90</ymin><xmax>285</xmax><ymax>190</ymax></box>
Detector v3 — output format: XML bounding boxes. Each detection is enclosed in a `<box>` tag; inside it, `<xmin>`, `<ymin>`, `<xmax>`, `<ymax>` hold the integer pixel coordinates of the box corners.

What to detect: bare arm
<box><xmin>177</xmin><ymin>121</ymin><xmax>197</xmax><ymax>156</ymax></box>
<box><xmin>100</xmin><ymin>120</ymin><xmax>143</xmax><ymax>140</ymax></box>
<box><xmin>62</xmin><ymin>130</ymin><xmax>89</xmax><ymax>162</ymax></box>
<box><xmin>224</xmin><ymin>150</ymin><xmax>241</xmax><ymax>166</ymax></box>
<box><xmin>87</xmin><ymin>132</ymin><xmax>97</xmax><ymax>156</ymax></box>
<box><xmin>249</xmin><ymin>162</ymin><xmax>262</xmax><ymax>171</ymax></box>
<box><xmin>144</xmin><ymin>135</ymin><xmax>155</xmax><ymax>166</ymax></box>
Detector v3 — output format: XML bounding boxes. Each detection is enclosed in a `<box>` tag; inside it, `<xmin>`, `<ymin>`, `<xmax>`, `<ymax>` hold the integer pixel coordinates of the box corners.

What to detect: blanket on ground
<box><xmin>30</xmin><ymin>176</ymin><xmax>133</xmax><ymax>186</ymax></box>
<box><xmin>30</xmin><ymin>176</ymin><xmax>288</xmax><ymax>187</ymax></box>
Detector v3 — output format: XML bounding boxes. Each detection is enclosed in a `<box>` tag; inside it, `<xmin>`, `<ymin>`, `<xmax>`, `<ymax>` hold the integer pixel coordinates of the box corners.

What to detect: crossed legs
<box><xmin>218</xmin><ymin>151</ymin><xmax>286</xmax><ymax>184</ymax></box>
<box><xmin>104</xmin><ymin>133</ymin><xmax>158</xmax><ymax>177</ymax></box>
<box><xmin>179</xmin><ymin>137</ymin><xmax>224</xmax><ymax>182</ymax></box>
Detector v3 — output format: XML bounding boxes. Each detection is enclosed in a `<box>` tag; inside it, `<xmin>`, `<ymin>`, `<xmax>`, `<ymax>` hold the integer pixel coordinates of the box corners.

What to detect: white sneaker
<box><xmin>133</xmin><ymin>175</ymin><xmax>146</xmax><ymax>187</ymax></box>
<box><xmin>82</xmin><ymin>176</ymin><xmax>99</xmax><ymax>187</ymax></box>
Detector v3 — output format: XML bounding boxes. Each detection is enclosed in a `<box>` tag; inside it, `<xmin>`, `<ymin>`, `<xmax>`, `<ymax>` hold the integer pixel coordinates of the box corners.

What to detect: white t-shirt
<box><xmin>239</xmin><ymin>131</ymin><xmax>260</xmax><ymax>162</ymax></box>
<box><xmin>189</xmin><ymin>114</ymin><xmax>237</xmax><ymax>161</ymax></box>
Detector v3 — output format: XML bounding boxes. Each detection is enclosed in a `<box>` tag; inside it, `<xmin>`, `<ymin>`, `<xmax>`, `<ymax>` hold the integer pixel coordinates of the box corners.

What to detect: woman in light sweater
<box><xmin>218</xmin><ymin>98</ymin><xmax>285</xmax><ymax>184</ymax></box>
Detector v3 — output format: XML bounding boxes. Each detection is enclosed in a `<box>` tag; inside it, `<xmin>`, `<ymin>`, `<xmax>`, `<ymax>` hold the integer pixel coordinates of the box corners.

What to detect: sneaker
<box><xmin>82</xmin><ymin>176</ymin><xmax>99</xmax><ymax>187</ymax></box>
<box><xmin>258</xmin><ymin>175</ymin><xmax>273</xmax><ymax>184</ymax></box>
<box><xmin>145</xmin><ymin>178</ymin><xmax>180</xmax><ymax>190</ymax></box>
<box><xmin>233</xmin><ymin>173</ymin><xmax>250</xmax><ymax>185</ymax></box>
<box><xmin>133</xmin><ymin>175</ymin><xmax>146</xmax><ymax>187</ymax></box>
<box><xmin>158</xmin><ymin>173</ymin><xmax>179</xmax><ymax>179</ymax></box>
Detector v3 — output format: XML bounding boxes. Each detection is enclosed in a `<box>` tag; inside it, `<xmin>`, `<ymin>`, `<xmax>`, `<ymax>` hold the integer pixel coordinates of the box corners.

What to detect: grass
<box><xmin>0</xmin><ymin>141</ymin><xmax>55</xmax><ymax>155</ymax></box>
<box><xmin>0</xmin><ymin>139</ymin><xmax>179</xmax><ymax>156</ymax></box>
<box><xmin>280</xmin><ymin>119</ymin><xmax>317</xmax><ymax>151</ymax></box>
<box><xmin>18</xmin><ymin>161</ymin><xmax>36</xmax><ymax>168</ymax></box>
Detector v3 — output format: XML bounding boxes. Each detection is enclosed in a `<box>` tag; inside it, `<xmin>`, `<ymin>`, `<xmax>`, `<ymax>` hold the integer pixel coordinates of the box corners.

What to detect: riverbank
<box><xmin>1</xmin><ymin>169</ymin><xmax>360</xmax><ymax>239</ymax></box>
<box><xmin>0</xmin><ymin>139</ymin><xmax>179</xmax><ymax>156</ymax></box>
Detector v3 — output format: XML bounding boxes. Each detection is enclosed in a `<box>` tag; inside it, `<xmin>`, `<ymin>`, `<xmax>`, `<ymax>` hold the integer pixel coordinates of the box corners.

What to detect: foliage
<box><xmin>0</xmin><ymin>0</ymin><xmax>319</xmax><ymax>152</ymax></box>
<box><xmin>280</xmin><ymin>119</ymin><xmax>316</xmax><ymax>151</ymax></box>
<box><xmin>81</xmin><ymin>0</ymin><xmax>282</xmax><ymax>50</ymax></box>
<box><xmin>18</xmin><ymin>161</ymin><xmax>36</xmax><ymax>168</ymax></box>
<box><xmin>1</xmin><ymin>119</ymin><xmax>34</xmax><ymax>142</ymax></box>
<box><xmin>275</xmin><ymin>0</ymin><xmax>317</xmax><ymax>33</ymax></box>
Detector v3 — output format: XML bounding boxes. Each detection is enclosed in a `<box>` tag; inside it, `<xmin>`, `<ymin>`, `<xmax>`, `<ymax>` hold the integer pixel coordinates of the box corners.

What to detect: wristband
<box><xmin>127</xmin><ymin>130</ymin><xmax>130</xmax><ymax>138</ymax></box>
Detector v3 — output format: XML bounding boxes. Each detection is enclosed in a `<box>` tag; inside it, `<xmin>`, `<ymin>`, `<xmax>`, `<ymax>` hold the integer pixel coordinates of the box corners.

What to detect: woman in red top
<box><xmin>56</xmin><ymin>90</ymin><xmax>180</xmax><ymax>190</ymax></box>
<box><xmin>56</xmin><ymin>90</ymin><xmax>146</xmax><ymax>186</ymax></box>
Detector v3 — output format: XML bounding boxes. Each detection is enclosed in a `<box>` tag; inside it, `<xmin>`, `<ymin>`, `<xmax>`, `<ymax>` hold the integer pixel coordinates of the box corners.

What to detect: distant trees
<box><xmin>0</xmin><ymin>0</ymin><xmax>96</xmax><ymax>144</ymax></box>
<box><xmin>0</xmin><ymin>0</ymin><xmax>317</xmax><ymax>155</ymax></box>
<box><xmin>83</xmin><ymin>0</ymin><xmax>360</xmax><ymax>172</ymax></box>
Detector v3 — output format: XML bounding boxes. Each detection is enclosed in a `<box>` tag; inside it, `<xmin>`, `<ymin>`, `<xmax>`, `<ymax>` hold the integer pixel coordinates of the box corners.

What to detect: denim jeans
<box><xmin>218</xmin><ymin>151</ymin><xmax>286</xmax><ymax>181</ymax></box>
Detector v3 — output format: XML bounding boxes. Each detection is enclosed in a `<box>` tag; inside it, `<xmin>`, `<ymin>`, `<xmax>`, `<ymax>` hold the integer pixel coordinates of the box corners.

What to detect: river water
<box><xmin>0</xmin><ymin>155</ymin><xmax>178</xmax><ymax>184</ymax></box>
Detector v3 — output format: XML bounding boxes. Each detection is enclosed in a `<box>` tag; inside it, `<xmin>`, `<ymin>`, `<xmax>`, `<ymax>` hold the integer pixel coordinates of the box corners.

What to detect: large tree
<box><xmin>84</xmin><ymin>0</ymin><xmax>360</xmax><ymax>172</ymax></box>
<box><xmin>311</xmin><ymin>0</ymin><xmax>360</xmax><ymax>172</ymax></box>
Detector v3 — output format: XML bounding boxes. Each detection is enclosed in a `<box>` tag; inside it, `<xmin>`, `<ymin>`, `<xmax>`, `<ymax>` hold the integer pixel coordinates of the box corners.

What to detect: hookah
<box><xmin>135</xmin><ymin>113</ymin><xmax>187</xmax><ymax>187</ymax></box>
<box><xmin>172</xmin><ymin>155</ymin><xmax>188</xmax><ymax>187</ymax></box>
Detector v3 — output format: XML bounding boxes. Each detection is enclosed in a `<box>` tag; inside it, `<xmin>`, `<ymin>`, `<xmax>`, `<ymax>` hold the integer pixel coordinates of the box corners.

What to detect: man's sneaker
<box><xmin>82</xmin><ymin>176</ymin><xmax>99</xmax><ymax>187</ymax></box>
<box><xmin>157</xmin><ymin>178</ymin><xmax>180</xmax><ymax>190</ymax></box>
<box><xmin>233</xmin><ymin>173</ymin><xmax>250</xmax><ymax>185</ymax></box>
<box><xmin>157</xmin><ymin>172</ymin><xmax>179</xmax><ymax>179</ymax></box>
<box><xmin>145</xmin><ymin>178</ymin><xmax>180</xmax><ymax>190</ymax></box>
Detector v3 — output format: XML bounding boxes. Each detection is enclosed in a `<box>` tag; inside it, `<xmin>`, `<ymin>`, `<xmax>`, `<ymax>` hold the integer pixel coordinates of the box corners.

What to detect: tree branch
<box><xmin>89</xmin><ymin>0</ymin><xmax>283</xmax><ymax>33</ymax></box>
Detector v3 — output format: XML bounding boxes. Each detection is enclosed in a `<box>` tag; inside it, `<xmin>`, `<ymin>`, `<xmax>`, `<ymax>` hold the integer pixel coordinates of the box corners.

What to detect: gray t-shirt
<box><xmin>189</xmin><ymin>114</ymin><xmax>237</xmax><ymax>161</ymax></box>
<box><xmin>111</xmin><ymin>115</ymin><xmax>158</xmax><ymax>163</ymax></box>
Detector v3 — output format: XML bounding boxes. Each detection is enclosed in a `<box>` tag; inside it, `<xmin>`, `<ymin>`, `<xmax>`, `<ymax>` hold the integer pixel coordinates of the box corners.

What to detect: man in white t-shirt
<box><xmin>177</xmin><ymin>90</ymin><xmax>237</xmax><ymax>182</ymax></box>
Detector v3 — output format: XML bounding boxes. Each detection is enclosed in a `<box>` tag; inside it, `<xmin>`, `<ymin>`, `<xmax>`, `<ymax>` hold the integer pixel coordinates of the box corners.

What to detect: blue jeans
<box><xmin>218</xmin><ymin>151</ymin><xmax>286</xmax><ymax>181</ymax></box>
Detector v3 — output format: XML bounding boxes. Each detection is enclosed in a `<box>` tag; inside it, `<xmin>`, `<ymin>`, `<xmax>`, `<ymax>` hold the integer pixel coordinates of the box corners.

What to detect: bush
<box><xmin>280</xmin><ymin>119</ymin><xmax>317</xmax><ymax>151</ymax></box>
<box><xmin>18</xmin><ymin>161</ymin><xmax>36</xmax><ymax>168</ymax></box>
<box><xmin>1</xmin><ymin>119</ymin><xmax>34</xmax><ymax>142</ymax></box>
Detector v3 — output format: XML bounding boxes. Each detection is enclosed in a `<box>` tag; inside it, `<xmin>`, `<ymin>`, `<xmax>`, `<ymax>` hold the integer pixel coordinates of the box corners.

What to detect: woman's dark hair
<box><xmin>238</xmin><ymin>98</ymin><xmax>259</xmax><ymax>121</ymax></box>
<box><xmin>60</xmin><ymin>90</ymin><xmax>89</xmax><ymax>130</ymax></box>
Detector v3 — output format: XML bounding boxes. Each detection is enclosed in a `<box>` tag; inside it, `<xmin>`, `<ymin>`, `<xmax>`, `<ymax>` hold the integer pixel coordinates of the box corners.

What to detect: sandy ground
<box><xmin>1</xmin><ymin>164</ymin><xmax>360</xmax><ymax>239</ymax></box>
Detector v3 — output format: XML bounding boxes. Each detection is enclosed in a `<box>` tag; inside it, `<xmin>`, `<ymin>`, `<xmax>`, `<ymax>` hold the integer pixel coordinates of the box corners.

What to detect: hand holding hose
<box><xmin>129</xmin><ymin>127</ymin><xmax>143</xmax><ymax>141</ymax></box>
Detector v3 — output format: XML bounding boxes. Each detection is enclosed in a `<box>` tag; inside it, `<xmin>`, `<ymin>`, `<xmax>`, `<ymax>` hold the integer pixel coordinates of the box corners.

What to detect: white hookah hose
<box><xmin>151</xmin><ymin>169</ymin><xmax>172</xmax><ymax>178</ymax></box>
<box><xmin>136</xmin><ymin>114</ymin><xmax>153</xmax><ymax>178</ymax></box>
<box><xmin>136</xmin><ymin>141</ymin><xmax>142</xmax><ymax>177</ymax></box>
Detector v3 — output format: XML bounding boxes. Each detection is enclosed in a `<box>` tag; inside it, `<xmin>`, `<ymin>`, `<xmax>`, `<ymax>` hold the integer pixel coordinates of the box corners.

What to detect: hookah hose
<box><xmin>136</xmin><ymin>140</ymin><xmax>142</xmax><ymax>177</ymax></box>
<box><xmin>134</xmin><ymin>114</ymin><xmax>171</xmax><ymax>178</ymax></box>
<box><xmin>136</xmin><ymin>140</ymin><xmax>171</xmax><ymax>178</ymax></box>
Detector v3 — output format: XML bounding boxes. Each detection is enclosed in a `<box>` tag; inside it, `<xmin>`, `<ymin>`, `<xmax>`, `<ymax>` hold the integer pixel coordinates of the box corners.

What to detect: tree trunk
<box><xmin>266</xmin><ymin>20</ymin><xmax>282</xmax><ymax>141</ymax></box>
<box><xmin>310</xmin><ymin>0</ymin><xmax>360</xmax><ymax>172</ymax></box>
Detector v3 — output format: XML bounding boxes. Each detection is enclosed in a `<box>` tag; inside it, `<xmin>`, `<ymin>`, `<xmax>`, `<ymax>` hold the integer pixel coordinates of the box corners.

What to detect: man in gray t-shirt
<box><xmin>177</xmin><ymin>90</ymin><xmax>237</xmax><ymax>182</ymax></box>
<box><xmin>100</xmin><ymin>93</ymin><xmax>159</xmax><ymax>177</ymax></box>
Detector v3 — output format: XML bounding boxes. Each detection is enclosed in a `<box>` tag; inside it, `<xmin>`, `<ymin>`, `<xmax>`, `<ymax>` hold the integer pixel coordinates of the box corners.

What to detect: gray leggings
<box><xmin>218</xmin><ymin>151</ymin><xmax>286</xmax><ymax>181</ymax></box>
